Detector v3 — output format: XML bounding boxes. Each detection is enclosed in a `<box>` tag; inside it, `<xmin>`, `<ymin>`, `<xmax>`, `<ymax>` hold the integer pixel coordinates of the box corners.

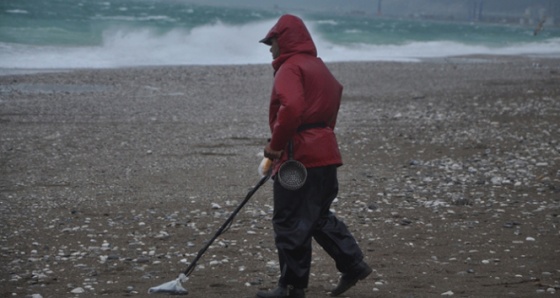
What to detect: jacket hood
<box><xmin>260</xmin><ymin>14</ymin><xmax>317</xmax><ymax>70</ymax></box>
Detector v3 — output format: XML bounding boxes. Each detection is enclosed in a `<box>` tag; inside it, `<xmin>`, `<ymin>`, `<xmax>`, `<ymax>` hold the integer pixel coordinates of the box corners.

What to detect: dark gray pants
<box><xmin>272</xmin><ymin>165</ymin><xmax>364</xmax><ymax>289</ymax></box>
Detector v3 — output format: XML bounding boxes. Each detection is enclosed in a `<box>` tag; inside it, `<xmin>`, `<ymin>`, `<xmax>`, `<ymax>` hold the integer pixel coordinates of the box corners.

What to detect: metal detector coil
<box><xmin>277</xmin><ymin>141</ymin><xmax>307</xmax><ymax>190</ymax></box>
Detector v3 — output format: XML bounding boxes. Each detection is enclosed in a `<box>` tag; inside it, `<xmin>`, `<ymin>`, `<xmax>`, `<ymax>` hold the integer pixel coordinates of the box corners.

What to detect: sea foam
<box><xmin>1</xmin><ymin>19</ymin><xmax>559</xmax><ymax>69</ymax></box>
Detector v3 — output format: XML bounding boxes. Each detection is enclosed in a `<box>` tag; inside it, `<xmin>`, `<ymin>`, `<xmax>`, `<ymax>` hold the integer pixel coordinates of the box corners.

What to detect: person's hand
<box><xmin>264</xmin><ymin>143</ymin><xmax>283</xmax><ymax>160</ymax></box>
<box><xmin>258</xmin><ymin>157</ymin><xmax>272</xmax><ymax>177</ymax></box>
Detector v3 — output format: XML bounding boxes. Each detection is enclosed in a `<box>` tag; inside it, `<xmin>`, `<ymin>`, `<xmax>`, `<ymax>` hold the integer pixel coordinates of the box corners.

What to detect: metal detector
<box><xmin>148</xmin><ymin>174</ymin><xmax>270</xmax><ymax>295</ymax></box>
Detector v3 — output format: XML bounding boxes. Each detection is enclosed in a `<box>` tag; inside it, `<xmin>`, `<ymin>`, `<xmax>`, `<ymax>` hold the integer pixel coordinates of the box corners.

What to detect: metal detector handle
<box><xmin>183</xmin><ymin>174</ymin><xmax>270</xmax><ymax>277</ymax></box>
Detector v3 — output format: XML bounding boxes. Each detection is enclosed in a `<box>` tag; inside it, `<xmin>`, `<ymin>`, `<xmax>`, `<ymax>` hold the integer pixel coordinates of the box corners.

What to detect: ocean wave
<box><xmin>1</xmin><ymin>20</ymin><xmax>559</xmax><ymax>69</ymax></box>
<box><xmin>92</xmin><ymin>15</ymin><xmax>178</xmax><ymax>22</ymax></box>
<box><xmin>315</xmin><ymin>38</ymin><xmax>560</xmax><ymax>62</ymax></box>
<box><xmin>6</xmin><ymin>9</ymin><xmax>29</xmax><ymax>14</ymax></box>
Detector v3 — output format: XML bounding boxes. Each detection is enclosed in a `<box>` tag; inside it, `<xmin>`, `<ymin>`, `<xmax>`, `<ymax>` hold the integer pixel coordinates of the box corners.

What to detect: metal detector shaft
<box><xmin>182</xmin><ymin>174</ymin><xmax>270</xmax><ymax>276</ymax></box>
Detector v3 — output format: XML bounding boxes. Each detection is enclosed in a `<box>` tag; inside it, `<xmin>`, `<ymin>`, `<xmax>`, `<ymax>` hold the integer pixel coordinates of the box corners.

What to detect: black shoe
<box><xmin>256</xmin><ymin>286</ymin><xmax>305</xmax><ymax>298</ymax></box>
<box><xmin>329</xmin><ymin>261</ymin><xmax>372</xmax><ymax>297</ymax></box>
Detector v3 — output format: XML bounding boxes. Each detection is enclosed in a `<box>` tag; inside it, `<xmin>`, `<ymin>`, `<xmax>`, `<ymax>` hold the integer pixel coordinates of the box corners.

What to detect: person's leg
<box><xmin>307</xmin><ymin>166</ymin><xmax>372</xmax><ymax>296</ymax></box>
<box><xmin>256</xmin><ymin>174</ymin><xmax>314</xmax><ymax>298</ymax></box>
<box><xmin>310</xmin><ymin>166</ymin><xmax>365</xmax><ymax>272</ymax></box>
<box><xmin>271</xmin><ymin>175</ymin><xmax>314</xmax><ymax>289</ymax></box>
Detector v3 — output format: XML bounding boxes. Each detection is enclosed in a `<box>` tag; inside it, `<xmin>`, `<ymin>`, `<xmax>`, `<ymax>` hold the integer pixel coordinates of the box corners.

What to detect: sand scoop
<box><xmin>148</xmin><ymin>174</ymin><xmax>270</xmax><ymax>295</ymax></box>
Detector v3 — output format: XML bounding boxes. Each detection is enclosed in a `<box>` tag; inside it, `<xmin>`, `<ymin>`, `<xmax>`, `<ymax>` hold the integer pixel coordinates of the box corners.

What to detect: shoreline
<box><xmin>2</xmin><ymin>53</ymin><xmax>560</xmax><ymax>77</ymax></box>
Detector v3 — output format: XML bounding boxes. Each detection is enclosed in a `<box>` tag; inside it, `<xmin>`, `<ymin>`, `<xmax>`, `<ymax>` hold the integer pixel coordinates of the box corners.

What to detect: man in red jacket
<box><xmin>257</xmin><ymin>14</ymin><xmax>372</xmax><ymax>298</ymax></box>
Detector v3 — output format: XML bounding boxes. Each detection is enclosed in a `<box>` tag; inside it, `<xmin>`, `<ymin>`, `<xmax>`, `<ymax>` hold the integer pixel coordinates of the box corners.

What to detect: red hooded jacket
<box><xmin>262</xmin><ymin>14</ymin><xmax>343</xmax><ymax>173</ymax></box>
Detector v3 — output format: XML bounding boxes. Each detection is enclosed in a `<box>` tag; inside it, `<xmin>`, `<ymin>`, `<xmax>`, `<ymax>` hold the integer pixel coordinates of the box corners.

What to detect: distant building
<box><xmin>369</xmin><ymin>0</ymin><xmax>558</xmax><ymax>27</ymax></box>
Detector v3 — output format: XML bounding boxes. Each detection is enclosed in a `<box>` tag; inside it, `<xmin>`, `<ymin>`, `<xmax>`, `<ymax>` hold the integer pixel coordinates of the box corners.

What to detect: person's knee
<box><xmin>274</xmin><ymin>220</ymin><xmax>313</xmax><ymax>248</ymax></box>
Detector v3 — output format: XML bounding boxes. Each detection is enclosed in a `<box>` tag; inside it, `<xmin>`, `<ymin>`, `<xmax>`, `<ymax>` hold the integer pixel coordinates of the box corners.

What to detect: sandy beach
<box><xmin>1</xmin><ymin>56</ymin><xmax>559</xmax><ymax>298</ymax></box>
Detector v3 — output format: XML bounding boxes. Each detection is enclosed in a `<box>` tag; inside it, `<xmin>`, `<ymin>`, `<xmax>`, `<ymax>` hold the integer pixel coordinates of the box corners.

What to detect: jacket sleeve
<box><xmin>269</xmin><ymin>64</ymin><xmax>305</xmax><ymax>151</ymax></box>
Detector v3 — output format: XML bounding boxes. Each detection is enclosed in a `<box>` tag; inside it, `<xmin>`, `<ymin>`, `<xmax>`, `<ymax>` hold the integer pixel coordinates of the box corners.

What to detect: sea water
<box><xmin>1</xmin><ymin>0</ymin><xmax>559</xmax><ymax>69</ymax></box>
